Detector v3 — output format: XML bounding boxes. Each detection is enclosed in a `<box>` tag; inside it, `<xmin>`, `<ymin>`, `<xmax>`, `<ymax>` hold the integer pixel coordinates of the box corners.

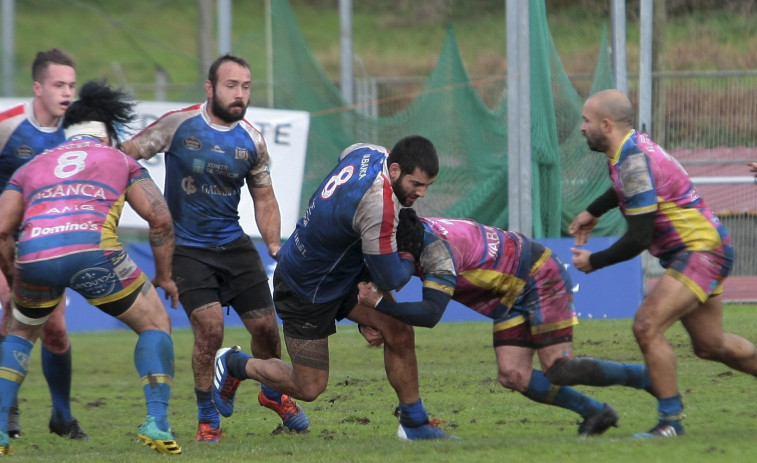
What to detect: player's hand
<box><xmin>571</xmin><ymin>248</ymin><xmax>594</xmax><ymax>274</ymax></box>
<box><xmin>358</xmin><ymin>324</ymin><xmax>385</xmax><ymax>347</ymax></box>
<box><xmin>568</xmin><ymin>211</ymin><xmax>599</xmax><ymax>247</ymax></box>
<box><xmin>152</xmin><ymin>276</ymin><xmax>179</xmax><ymax>309</ymax></box>
<box><xmin>357</xmin><ymin>282</ymin><xmax>382</xmax><ymax>307</ymax></box>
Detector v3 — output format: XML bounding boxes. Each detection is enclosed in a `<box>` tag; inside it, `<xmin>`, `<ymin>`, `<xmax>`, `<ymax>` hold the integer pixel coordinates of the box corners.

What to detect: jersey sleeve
<box><xmin>242</xmin><ymin>121</ymin><xmax>273</xmax><ymax>188</ymax></box>
<box><xmin>129</xmin><ymin>106</ymin><xmax>198</xmax><ymax>159</ymax></box>
<box><xmin>618</xmin><ymin>152</ymin><xmax>658</xmax><ymax>216</ymax></box>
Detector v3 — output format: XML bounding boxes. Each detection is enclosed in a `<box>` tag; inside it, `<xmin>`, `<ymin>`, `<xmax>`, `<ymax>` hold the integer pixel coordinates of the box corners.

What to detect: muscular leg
<box><xmin>348</xmin><ymin>302</ymin><xmax>419</xmax><ymax>406</ymax></box>
<box><xmin>632</xmin><ymin>275</ymin><xmax>699</xmax><ymax>399</ymax></box>
<box><xmin>240</xmin><ymin>307</ymin><xmax>281</xmax><ymax>360</ymax></box>
<box><xmin>189</xmin><ymin>302</ymin><xmax>225</xmax><ymax>428</ymax></box>
<box><xmin>497</xmin><ymin>342</ymin><xmax>615</xmax><ymax>435</ymax></box>
<box><xmin>39</xmin><ymin>298</ymin><xmax>77</xmax><ymax>428</ymax></box>
<box><xmin>681</xmin><ymin>293</ymin><xmax>757</xmax><ymax>374</ymax></box>
<box><xmin>116</xmin><ymin>283</ymin><xmax>176</xmax><ymax>437</ymax></box>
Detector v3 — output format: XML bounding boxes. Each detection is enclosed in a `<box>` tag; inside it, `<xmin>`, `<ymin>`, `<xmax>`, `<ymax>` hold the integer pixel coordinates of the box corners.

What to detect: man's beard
<box><xmin>211</xmin><ymin>95</ymin><xmax>247</xmax><ymax>124</ymax></box>
<box><xmin>585</xmin><ymin>132</ymin><xmax>609</xmax><ymax>153</ymax></box>
<box><xmin>392</xmin><ymin>176</ymin><xmax>413</xmax><ymax>207</ymax></box>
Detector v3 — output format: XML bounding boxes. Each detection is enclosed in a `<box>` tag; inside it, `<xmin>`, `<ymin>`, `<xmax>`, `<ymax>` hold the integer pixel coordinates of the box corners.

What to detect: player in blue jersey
<box><xmin>0</xmin><ymin>48</ymin><xmax>88</xmax><ymax>440</ymax></box>
<box><xmin>121</xmin><ymin>54</ymin><xmax>308</xmax><ymax>442</ymax></box>
<box><xmin>213</xmin><ymin>136</ymin><xmax>459</xmax><ymax>440</ymax></box>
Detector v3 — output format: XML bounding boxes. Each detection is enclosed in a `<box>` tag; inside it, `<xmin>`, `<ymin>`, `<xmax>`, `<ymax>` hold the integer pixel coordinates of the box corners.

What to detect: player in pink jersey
<box><xmin>0</xmin><ymin>80</ymin><xmax>181</xmax><ymax>456</ymax></box>
<box><xmin>570</xmin><ymin>89</ymin><xmax>757</xmax><ymax>438</ymax></box>
<box><xmin>0</xmin><ymin>48</ymin><xmax>84</xmax><ymax>440</ymax></box>
<box><xmin>357</xmin><ymin>209</ymin><xmax>657</xmax><ymax>437</ymax></box>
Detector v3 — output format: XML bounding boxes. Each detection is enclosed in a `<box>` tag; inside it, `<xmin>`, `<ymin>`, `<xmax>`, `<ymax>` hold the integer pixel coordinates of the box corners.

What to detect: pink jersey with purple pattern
<box><xmin>7</xmin><ymin>138</ymin><xmax>150</xmax><ymax>262</ymax></box>
<box><xmin>419</xmin><ymin>217</ymin><xmax>547</xmax><ymax>319</ymax></box>
<box><xmin>608</xmin><ymin>131</ymin><xmax>730</xmax><ymax>263</ymax></box>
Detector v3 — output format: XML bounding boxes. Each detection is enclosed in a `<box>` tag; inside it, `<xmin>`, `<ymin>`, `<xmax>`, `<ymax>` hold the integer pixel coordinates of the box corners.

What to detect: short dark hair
<box><xmin>207</xmin><ymin>54</ymin><xmax>250</xmax><ymax>88</ymax></box>
<box><xmin>63</xmin><ymin>80</ymin><xmax>136</xmax><ymax>146</ymax></box>
<box><xmin>386</xmin><ymin>135</ymin><xmax>439</xmax><ymax>177</ymax></box>
<box><xmin>32</xmin><ymin>48</ymin><xmax>75</xmax><ymax>83</ymax></box>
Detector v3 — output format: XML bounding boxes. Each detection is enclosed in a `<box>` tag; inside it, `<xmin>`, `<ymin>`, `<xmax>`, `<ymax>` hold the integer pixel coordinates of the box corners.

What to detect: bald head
<box><xmin>587</xmin><ymin>89</ymin><xmax>634</xmax><ymax>130</ymax></box>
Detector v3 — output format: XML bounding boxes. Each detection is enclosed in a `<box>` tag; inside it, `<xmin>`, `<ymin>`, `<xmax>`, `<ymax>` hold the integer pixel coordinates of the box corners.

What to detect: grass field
<box><xmin>6</xmin><ymin>304</ymin><xmax>757</xmax><ymax>462</ymax></box>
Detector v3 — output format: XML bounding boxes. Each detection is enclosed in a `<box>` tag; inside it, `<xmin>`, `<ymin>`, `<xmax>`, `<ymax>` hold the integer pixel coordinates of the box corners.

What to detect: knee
<box><xmin>297</xmin><ymin>381</ymin><xmax>327</xmax><ymax>402</ymax></box>
<box><xmin>498</xmin><ymin>369</ymin><xmax>529</xmax><ymax>393</ymax></box>
<box><xmin>690</xmin><ymin>340</ymin><xmax>719</xmax><ymax>361</ymax></box>
<box><xmin>381</xmin><ymin>321</ymin><xmax>414</xmax><ymax>346</ymax></box>
<box><xmin>632</xmin><ymin>315</ymin><xmax>655</xmax><ymax>347</ymax></box>
<box><xmin>40</xmin><ymin>319</ymin><xmax>70</xmax><ymax>353</ymax></box>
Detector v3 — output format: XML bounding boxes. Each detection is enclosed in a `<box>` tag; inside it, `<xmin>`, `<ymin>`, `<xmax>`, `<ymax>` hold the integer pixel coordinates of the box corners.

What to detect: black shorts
<box><xmin>272</xmin><ymin>267</ymin><xmax>362</xmax><ymax>340</ymax></box>
<box><xmin>173</xmin><ymin>235</ymin><xmax>272</xmax><ymax>316</ymax></box>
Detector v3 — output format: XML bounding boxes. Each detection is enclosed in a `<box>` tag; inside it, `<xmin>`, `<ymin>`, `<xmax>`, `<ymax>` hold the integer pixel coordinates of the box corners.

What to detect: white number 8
<box><xmin>321</xmin><ymin>165</ymin><xmax>354</xmax><ymax>199</ymax></box>
<box><xmin>55</xmin><ymin>151</ymin><xmax>88</xmax><ymax>178</ymax></box>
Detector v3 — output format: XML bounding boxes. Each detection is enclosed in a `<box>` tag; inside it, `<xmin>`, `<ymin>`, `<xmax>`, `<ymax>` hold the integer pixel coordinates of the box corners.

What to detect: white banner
<box><xmin>0</xmin><ymin>99</ymin><xmax>309</xmax><ymax>239</ymax></box>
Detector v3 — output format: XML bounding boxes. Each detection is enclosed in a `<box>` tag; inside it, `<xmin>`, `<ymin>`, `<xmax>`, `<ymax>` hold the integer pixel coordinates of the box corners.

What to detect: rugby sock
<box><xmin>657</xmin><ymin>394</ymin><xmax>684</xmax><ymax>420</ymax></box>
<box><xmin>227</xmin><ymin>350</ymin><xmax>253</xmax><ymax>380</ymax></box>
<box><xmin>261</xmin><ymin>383</ymin><xmax>282</xmax><ymax>403</ymax></box>
<box><xmin>398</xmin><ymin>398</ymin><xmax>430</xmax><ymax>427</ymax></box>
<box><xmin>523</xmin><ymin>370</ymin><xmax>604</xmax><ymax>418</ymax></box>
<box><xmin>41</xmin><ymin>345</ymin><xmax>73</xmax><ymax>423</ymax></box>
<box><xmin>134</xmin><ymin>330</ymin><xmax>174</xmax><ymax>432</ymax></box>
<box><xmin>0</xmin><ymin>335</ymin><xmax>33</xmax><ymax>433</ymax></box>
<box><xmin>586</xmin><ymin>358</ymin><xmax>652</xmax><ymax>390</ymax></box>
<box><xmin>195</xmin><ymin>388</ymin><xmax>220</xmax><ymax>428</ymax></box>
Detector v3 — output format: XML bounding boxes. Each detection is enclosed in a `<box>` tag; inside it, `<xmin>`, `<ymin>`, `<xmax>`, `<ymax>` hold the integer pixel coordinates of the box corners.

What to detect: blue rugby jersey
<box><xmin>127</xmin><ymin>103</ymin><xmax>272</xmax><ymax>247</ymax></box>
<box><xmin>0</xmin><ymin>103</ymin><xmax>65</xmax><ymax>192</ymax></box>
<box><xmin>277</xmin><ymin>143</ymin><xmax>413</xmax><ymax>303</ymax></box>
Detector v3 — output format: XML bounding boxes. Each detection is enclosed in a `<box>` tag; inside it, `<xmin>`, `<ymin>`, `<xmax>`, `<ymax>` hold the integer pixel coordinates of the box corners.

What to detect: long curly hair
<box><xmin>63</xmin><ymin>79</ymin><xmax>136</xmax><ymax>145</ymax></box>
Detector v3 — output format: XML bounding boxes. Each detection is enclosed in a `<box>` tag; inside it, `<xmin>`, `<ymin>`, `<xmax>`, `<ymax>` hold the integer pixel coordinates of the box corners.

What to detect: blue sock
<box><xmin>523</xmin><ymin>370</ymin><xmax>604</xmax><ymax>418</ymax></box>
<box><xmin>42</xmin><ymin>345</ymin><xmax>73</xmax><ymax>423</ymax></box>
<box><xmin>195</xmin><ymin>388</ymin><xmax>220</xmax><ymax>428</ymax></box>
<box><xmin>227</xmin><ymin>350</ymin><xmax>252</xmax><ymax>380</ymax></box>
<box><xmin>398</xmin><ymin>399</ymin><xmax>429</xmax><ymax>427</ymax></box>
<box><xmin>590</xmin><ymin>359</ymin><xmax>652</xmax><ymax>391</ymax></box>
<box><xmin>134</xmin><ymin>330</ymin><xmax>174</xmax><ymax>431</ymax></box>
<box><xmin>261</xmin><ymin>383</ymin><xmax>282</xmax><ymax>403</ymax></box>
<box><xmin>657</xmin><ymin>394</ymin><xmax>684</xmax><ymax>420</ymax></box>
<box><xmin>0</xmin><ymin>335</ymin><xmax>33</xmax><ymax>433</ymax></box>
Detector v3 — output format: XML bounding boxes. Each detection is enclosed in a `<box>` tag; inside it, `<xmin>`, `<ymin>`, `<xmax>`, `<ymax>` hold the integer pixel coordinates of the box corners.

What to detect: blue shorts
<box><xmin>14</xmin><ymin>248</ymin><xmax>146</xmax><ymax>315</ymax></box>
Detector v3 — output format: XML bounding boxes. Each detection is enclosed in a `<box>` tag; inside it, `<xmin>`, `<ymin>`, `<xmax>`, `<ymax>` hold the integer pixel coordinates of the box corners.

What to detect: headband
<box><xmin>64</xmin><ymin>121</ymin><xmax>109</xmax><ymax>140</ymax></box>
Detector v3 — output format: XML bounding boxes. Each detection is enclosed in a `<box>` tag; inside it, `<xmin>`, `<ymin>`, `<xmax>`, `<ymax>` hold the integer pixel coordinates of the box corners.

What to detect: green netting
<box><xmin>271</xmin><ymin>0</ymin><xmax>624</xmax><ymax>237</ymax></box>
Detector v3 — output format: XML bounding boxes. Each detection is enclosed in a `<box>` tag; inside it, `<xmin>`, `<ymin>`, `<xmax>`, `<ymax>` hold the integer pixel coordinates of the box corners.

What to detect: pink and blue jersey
<box><xmin>608</xmin><ymin>131</ymin><xmax>731</xmax><ymax>266</ymax></box>
<box><xmin>8</xmin><ymin>138</ymin><xmax>150</xmax><ymax>263</ymax></box>
<box><xmin>127</xmin><ymin>103</ymin><xmax>272</xmax><ymax>247</ymax></box>
<box><xmin>0</xmin><ymin>103</ymin><xmax>65</xmax><ymax>191</ymax></box>
<box><xmin>277</xmin><ymin>143</ymin><xmax>412</xmax><ymax>303</ymax></box>
<box><xmin>417</xmin><ymin>217</ymin><xmax>576</xmax><ymax>332</ymax></box>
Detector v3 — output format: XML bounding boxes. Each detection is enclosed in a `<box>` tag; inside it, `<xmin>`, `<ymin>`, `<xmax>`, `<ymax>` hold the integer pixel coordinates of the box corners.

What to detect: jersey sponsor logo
<box><xmin>201</xmin><ymin>184</ymin><xmax>235</xmax><ymax>196</ymax></box>
<box><xmin>29</xmin><ymin>220</ymin><xmax>99</xmax><ymax>237</ymax></box>
<box><xmin>192</xmin><ymin>158</ymin><xmax>206</xmax><ymax>173</ymax></box>
<box><xmin>15</xmin><ymin>145</ymin><xmax>33</xmax><ymax>158</ymax></box>
<box><xmin>183</xmin><ymin>137</ymin><xmax>202</xmax><ymax>150</ymax></box>
<box><xmin>358</xmin><ymin>153</ymin><xmax>371</xmax><ymax>179</ymax></box>
<box><xmin>235</xmin><ymin>147</ymin><xmax>249</xmax><ymax>160</ymax></box>
<box><xmin>181</xmin><ymin>176</ymin><xmax>197</xmax><ymax>194</ymax></box>
<box><xmin>30</xmin><ymin>183</ymin><xmax>107</xmax><ymax>202</ymax></box>
<box><xmin>70</xmin><ymin>267</ymin><xmax>117</xmax><ymax>297</ymax></box>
